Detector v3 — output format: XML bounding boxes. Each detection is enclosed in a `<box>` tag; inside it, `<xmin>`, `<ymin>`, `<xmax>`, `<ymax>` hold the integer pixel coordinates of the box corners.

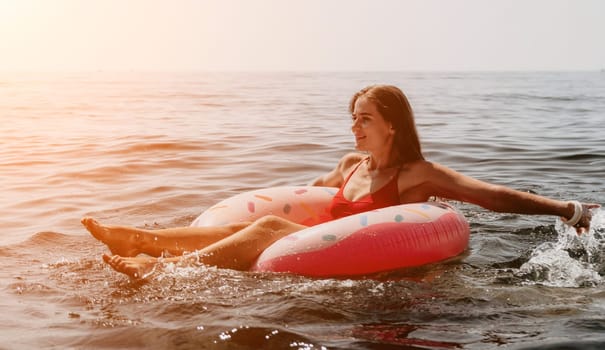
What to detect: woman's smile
<box><xmin>354</xmin><ymin>134</ymin><xmax>366</xmax><ymax>142</ymax></box>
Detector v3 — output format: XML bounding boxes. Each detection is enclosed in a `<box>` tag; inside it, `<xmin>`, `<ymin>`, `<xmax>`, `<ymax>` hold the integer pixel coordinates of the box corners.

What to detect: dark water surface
<box><xmin>1</xmin><ymin>71</ymin><xmax>604</xmax><ymax>349</ymax></box>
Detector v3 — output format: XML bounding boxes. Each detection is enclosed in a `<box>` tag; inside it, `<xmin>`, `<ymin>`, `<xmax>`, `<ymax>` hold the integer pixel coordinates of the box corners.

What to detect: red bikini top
<box><xmin>329</xmin><ymin>159</ymin><xmax>401</xmax><ymax>220</ymax></box>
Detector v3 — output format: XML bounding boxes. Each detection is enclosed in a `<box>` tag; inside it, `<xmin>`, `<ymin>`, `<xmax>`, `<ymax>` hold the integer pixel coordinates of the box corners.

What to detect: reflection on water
<box><xmin>1</xmin><ymin>71</ymin><xmax>604</xmax><ymax>349</ymax></box>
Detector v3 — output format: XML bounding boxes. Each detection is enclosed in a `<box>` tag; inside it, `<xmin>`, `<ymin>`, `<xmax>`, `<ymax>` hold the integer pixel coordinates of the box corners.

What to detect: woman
<box><xmin>83</xmin><ymin>85</ymin><xmax>599</xmax><ymax>279</ymax></box>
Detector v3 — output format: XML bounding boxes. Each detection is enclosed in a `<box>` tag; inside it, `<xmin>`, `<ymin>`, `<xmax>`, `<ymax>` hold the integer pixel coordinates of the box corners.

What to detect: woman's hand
<box><xmin>570</xmin><ymin>203</ymin><xmax>600</xmax><ymax>234</ymax></box>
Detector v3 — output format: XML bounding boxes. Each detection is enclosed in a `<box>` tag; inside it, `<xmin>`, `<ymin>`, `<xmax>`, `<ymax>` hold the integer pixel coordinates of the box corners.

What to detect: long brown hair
<box><xmin>349</xmin><ymin>85</ymin><xmax>424</xmax><ymax>163</ymax></box>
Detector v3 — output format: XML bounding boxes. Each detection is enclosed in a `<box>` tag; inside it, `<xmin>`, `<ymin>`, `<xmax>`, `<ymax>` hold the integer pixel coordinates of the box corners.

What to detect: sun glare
<box><xmin>0</xmin><ymin>1</ymin><xmax>67</xmax><ymax>71</ymax></box>
<box><xmin>0</xmin><ymin>1</ymin><xmax>39</xmax><ymax>45</ymax></box>
<box><xmin>0</xmin><ymin>1</ymin><xmax>30</xmax><ymax>25</ymax></box>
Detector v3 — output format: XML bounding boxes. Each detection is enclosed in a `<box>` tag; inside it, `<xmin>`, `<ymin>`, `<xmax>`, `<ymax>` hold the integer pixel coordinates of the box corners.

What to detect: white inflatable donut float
<box><xmin>191</xmin><ymin>186</ymin><xmax>470</xmax><ymax>277</ymax></box>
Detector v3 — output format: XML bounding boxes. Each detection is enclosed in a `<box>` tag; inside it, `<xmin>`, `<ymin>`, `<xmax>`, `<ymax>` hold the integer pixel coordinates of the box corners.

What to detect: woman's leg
<box><xmin>82</xmin><ymin>217</ymin><xmax>252</xmax><ymax>257</ymax></box>
<box><xmin>102</xmin><ymin>215</ymin><xmax>307</xmax><ymax>279</ymax></box>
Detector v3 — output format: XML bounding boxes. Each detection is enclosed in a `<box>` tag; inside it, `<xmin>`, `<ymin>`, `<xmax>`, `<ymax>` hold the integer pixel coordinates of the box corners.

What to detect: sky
<box><xmin>1</xmin><ymin>0</ymin><xmax>604</xmax><ymax>72</ymax></box>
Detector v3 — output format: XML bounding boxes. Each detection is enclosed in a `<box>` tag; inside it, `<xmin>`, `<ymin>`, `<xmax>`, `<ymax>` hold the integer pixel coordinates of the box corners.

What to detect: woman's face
<box><xmin>351</xmin><ymin>96</ymin><xmax>394</xmax><ymax>153</ymax></box>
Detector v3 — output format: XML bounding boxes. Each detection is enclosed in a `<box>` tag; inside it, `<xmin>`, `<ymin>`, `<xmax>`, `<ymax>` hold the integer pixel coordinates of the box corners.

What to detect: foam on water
<box><xmin>519</xmin><ymin>208</ymin><xmax>605</xmax><ymax>287</ymax></box>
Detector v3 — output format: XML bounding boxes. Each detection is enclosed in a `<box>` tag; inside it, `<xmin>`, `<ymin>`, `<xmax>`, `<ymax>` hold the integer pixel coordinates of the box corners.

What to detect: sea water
<box><xmin>1</xmin><ymin>71</ymin><xmax>604</xmax><ymax>349</ymax></box>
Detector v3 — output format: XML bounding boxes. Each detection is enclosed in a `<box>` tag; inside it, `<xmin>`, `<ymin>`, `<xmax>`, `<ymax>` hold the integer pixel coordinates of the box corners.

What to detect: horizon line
<box><xmin>1</xmin><ymin>68</ymin><xmax>603</xmax><ymax>74</ymax></box>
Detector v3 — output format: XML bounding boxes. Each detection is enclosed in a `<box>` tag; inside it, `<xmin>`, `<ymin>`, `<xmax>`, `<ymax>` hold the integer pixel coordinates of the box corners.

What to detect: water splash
<box><xmin>518</xmin><ymin>208</ymin><xmax>605</xmax><ymax>287</ymax></box>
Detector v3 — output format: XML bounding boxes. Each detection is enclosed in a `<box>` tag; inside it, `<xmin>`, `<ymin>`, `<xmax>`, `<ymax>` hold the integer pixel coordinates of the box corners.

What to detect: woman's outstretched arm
<box><xmin>419</xmin><ymin>161</ymin><xmax>600</xmax><ymax>234</ymax></box>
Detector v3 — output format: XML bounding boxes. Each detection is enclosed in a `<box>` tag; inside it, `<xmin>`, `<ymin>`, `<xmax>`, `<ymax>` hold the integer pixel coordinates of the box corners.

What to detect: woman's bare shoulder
<box><xmin>401</xmin><ymin>159</ymin><xmax>437</xmax><ymax>172</ymax></box>
<box><xmin>310</xmin><ymin>153</ymin><xmax>365</xmax><ymax>187</ymax></box>
<box><xmin>340</xmin><ymin>152</ymin><xmax>365</xmax><ymax>167</ymax></box>
<box><xmin>398</xmin><ymin>160</ymin><xmax>454</xmax><ymax>186</ymax></box>
<box><xmin>407</xmin><ymin>160</ymin><xmax>455</xmax><ymax>173</ymax></box>
<box><xmin>338</xmin><ymin>152</ymin><xmax>365</xmax><ymax>173</ymax></box>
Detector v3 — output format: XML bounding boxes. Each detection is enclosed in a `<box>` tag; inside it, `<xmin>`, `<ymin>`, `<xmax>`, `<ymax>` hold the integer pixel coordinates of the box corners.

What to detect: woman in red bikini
<box><xmin>82</xmin><ymin>85</ymin><xmax>599</xmax><ymax>279</ymax></box>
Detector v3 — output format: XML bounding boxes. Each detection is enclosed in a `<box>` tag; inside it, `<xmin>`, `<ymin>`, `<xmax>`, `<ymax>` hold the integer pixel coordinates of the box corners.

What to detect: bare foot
<box><xmin>103</xmin><ymin>254</ymin><xmax>158</xmax><ymax>280</ymax></box>
<box><xmin>82</xmin><ymin>217</ymin><xmax>141</xmax><ymax>257</ymax></box>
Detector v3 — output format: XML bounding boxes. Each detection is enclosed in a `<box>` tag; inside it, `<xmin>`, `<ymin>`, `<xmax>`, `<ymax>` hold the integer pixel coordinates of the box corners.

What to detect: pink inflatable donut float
<box><xmin>191</xmin><ymin>186</ymin><xmax>470</xmax><ymax>277</ymax></box>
